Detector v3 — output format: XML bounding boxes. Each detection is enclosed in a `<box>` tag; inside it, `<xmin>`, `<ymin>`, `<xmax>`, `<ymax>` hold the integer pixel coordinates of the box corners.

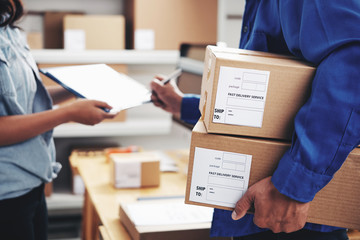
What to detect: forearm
<box><xmin>0</xmin><ymin>107</ymin><xmax>72</xmax><ymax>146</ymax></box>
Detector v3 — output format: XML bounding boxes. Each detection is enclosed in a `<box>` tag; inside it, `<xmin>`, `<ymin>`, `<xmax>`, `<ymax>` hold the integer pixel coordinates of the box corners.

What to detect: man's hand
<box><xmin>231</xmin><ymin>176</ymin><xmax>310</xmax><ymax>233</ymax></box>
<box><xmin>150</xmin><ymin>75</ymin><xmax>184</xmax><ymax>118</ymax></box>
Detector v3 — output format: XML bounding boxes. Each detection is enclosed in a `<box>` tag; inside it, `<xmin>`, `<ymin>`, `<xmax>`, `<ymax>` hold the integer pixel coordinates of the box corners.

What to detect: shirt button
<box><xmin>243</xmin><ymin>25</ymin><xmax>249</xmax><ymax>33</ymax></box>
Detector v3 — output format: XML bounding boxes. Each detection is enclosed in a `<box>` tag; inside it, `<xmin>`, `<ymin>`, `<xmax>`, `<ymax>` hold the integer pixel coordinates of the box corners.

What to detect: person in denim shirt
<box><xmin>151</xmin><ymin>1</ymin><xmax>360</xmax><ymax>239</ymax></box>
<box><xmin>0</xmin><ymin>1</ymin><xmax>116</xmax><ymax>239</ymax></box>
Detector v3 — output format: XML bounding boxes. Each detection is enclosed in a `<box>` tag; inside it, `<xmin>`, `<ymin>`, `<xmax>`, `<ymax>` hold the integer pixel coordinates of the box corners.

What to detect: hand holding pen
<box><xmin>150</xmin><ymin>69</ymin><xmax>184</xmax><ymax>118</ymax></box>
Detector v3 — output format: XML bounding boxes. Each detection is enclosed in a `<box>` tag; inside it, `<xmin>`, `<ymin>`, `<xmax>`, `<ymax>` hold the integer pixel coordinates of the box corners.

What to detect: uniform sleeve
<box><xmin>271</xmin><ymin>1</ymin><xmax>360</xmax><ymax>202</ymax></box>
<box><xmin>180</xmin><ymin>94</ymin><xmax>201</xmax><ymax>125</ymax></box>
<box><xmin>272</xmin><ymin>43</ymin><xmax>360</xmax><ymax>202</ymax></box>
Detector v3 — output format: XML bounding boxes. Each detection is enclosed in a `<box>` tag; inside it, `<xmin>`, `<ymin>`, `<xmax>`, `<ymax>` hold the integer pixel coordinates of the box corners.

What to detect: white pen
<box><xmin>162</xmin><ymin>68</ymin><xmax>182</xmax><ymax>85</ymax></box>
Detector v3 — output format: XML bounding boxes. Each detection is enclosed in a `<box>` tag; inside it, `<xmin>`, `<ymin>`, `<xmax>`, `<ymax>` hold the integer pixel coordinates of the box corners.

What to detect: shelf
<box><xmin>31</xmin><ymin>49</ymin><xmax>179</xmax><ymax>65</ymax></box>
<box><xmin>46</xmin><ymin>193</ymin><xmax>83</xmax><ymax>215</ymax></box>
<box><xmin>53</xmin><ymin>117</ymin><xmax>172</xmax><ymax>138</ymax></box>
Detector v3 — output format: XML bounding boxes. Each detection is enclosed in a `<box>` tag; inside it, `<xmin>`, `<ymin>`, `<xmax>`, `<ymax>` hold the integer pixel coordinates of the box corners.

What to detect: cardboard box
<box><xmin>26</xmin><ymin>32</ymin><xmax>43</xmax><ymax>49</ymax></box>
<box><xmin>119</xmin><ymin>199</ymin><xmax>227</xmax><ymax>240</ymax></box>
<box><xmin>63</xmin><ymin>15</ymin><xmax>125</xmax><ymax>50</ymax></box>
<box><xmin>110</xmin><ymin>152</ymin><xmax>160</xmax><ymax>188</ymax></box>
<box><xmin>104</xmin><ymin>146</ymin><xmax>141</xmax><ymax>163</ymax></box>
<box><xmin>44</xmin><ymin>11</ymin><xmax>84</xmax><ymax>49</ymax></box>
<box><xmin>185</xmin><ymin>120</ymin><xmax>360</xmax><ymax>229</ymax></box>
<box><xmin>124</xmin><ymin>0</ymin><xmax>217</xmax><ymax>50</ymax></box>
<box><xmin>200</xmin><ymin>46</ymin><xmax>316</xmax><ymax>140</ymax></box>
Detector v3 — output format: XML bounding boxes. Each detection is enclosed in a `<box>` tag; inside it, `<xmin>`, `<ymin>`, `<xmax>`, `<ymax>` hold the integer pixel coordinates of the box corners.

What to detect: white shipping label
<box><xmin>115</xmin><ymin>161</ymin><xmax>141</xmax><ymax>188</ymax></box>
<box><xmin>64</xmin><ymin>29</ymin><xmax>86</xmax><ymax>51</ymax></box>
<box><xmin>213</xmin><ymin>66</ymin><xmax>270</xmax><ymax>128</ymax></box>
<box><xmin>189</xmin><ymin>147</ymin><xmax>252</xmax><ymax>208</ymax></box>
<box><xmin>135</xmin><ymin>29</ymin><xmax>155</xmax><ymax>50</ymax></box>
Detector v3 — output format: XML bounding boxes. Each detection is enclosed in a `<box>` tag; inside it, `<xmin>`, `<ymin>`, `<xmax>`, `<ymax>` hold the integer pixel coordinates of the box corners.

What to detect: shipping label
<box><xmin>115</xmin><ymin>161</ymin><xmax>141</xmax><ymax>188</ymax></box>
<box><xmin>189</xmin><ymin>147</ymin><xmax>252</xmax><ymax>208</ymax></box>
<box><xmin>213</xmin><ymin>66</ymin><xmax>270</xmax><ymax>128</ymax></box>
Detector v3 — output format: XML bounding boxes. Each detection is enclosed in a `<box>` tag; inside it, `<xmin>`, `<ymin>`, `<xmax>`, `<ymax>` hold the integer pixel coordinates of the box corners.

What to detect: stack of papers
<box><xmin>119</xmin><ymin>198</ymin><xmax>214</xmax><ymax>240</ymax></box>
<box><xmin>40</xmin><ymin>64</ymin><xmax>151</xmax><ymax>113</ymax></box>
<box><xmin>124</xmin><ymin>199</ymin><xmax>213</xmax><ymax>226</ymax></box>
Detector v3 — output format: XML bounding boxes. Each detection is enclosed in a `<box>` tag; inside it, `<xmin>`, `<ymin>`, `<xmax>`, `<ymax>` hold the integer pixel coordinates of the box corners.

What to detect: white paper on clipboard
<box><xmin>40</xmin><ymin>64</ymin><xmax>151</xmax><ymax>113</ymax></box>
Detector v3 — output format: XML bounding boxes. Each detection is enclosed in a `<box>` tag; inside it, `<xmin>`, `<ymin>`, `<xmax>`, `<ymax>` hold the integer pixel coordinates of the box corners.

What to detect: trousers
<box><xmin>0</xmin><ymin>184</ymin><xmax>48</xmax><ymax>240</ymax></box>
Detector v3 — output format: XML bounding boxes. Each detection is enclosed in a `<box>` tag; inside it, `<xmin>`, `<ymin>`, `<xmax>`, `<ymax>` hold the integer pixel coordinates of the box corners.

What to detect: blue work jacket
<box><xmin>181</xmin><ymin>0</ymin><xmax>360</xmax><ymax>237</ymax></box>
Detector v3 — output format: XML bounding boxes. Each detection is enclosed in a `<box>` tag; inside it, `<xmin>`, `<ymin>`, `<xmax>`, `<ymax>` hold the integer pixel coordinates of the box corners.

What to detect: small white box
<box><xmin>110</xmin><ymin>152</ymin><xmax>160</xmax><ymax>188</ymax></box>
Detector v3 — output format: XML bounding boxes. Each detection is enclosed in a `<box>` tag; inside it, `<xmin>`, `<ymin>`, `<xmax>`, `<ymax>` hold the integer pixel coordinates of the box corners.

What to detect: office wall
<box><xmin>217</xmin><ymin>0</ymin><xmax>245</xmax><ymax>48</ymax></box>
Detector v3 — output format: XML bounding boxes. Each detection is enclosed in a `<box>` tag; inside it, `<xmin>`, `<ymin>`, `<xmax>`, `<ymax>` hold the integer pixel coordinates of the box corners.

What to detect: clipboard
<box><xmin>40</xmin><ymin>64</ymin><xmax>151</xmax><ymax>113</ymax></box>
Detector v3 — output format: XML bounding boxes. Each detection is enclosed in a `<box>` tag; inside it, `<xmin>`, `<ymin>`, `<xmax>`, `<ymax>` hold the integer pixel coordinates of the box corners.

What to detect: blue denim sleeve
<box><xmin>272</xmin><ymin>43</ymin><xmax>360</xmax><ymax>202</ymax></box>
<box><xmin>180</xmin><ymin>94</ymin><xmax>201</xmax><ymax>125</ymax></box>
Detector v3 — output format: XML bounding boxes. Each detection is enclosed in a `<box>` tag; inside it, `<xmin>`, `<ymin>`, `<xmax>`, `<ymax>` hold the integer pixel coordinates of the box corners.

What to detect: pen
<box><xmin>161</xmin><ymin>68</ymin><xmax>182</xmax><ymax>85</ymax></box>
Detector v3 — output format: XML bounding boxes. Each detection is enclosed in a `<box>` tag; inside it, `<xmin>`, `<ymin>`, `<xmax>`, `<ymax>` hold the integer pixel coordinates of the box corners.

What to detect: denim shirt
<box><xmin>0</xmin><ymin>26</ymin><xmax>60</xmax><ymax>200</ymax></box>
<box><xmin>181</xmin><ymin>0</ymin><xmax>360</xmax><ymax>237</ymax></box>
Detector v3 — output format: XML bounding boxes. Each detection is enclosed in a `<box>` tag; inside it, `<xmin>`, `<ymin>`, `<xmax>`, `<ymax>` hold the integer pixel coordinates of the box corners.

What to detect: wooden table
<box><xmin>71</xmin><ymin>149</ymin><xmax>360</xmax><ymax>240</ymax></box>
<box><xmin>70</xmin><ymin>149</ymin><xmax>190</xmax><ymax>240</ymax></box>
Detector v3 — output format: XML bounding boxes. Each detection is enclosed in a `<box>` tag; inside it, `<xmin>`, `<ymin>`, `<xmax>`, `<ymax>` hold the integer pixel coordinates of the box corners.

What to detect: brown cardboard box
<box><xmin>124</xmin><ymin>0</ymin><xmax>217</xmax><ymax>50</ymax></box>
<box><xmin>185</xmin><ymin>120</ymin><xmax>360</xmax><ymax>229</ymax></box>
<box><xmin>26</xmin><ymin>32</ymin><xmax>43</xmax><ymax>49</ymax></box>
<box><xmin>104</xmin><ymin>146</ymin><xmax>141</xmax><ymax>163</ymax></box>
<box><xmin>44</xmin><ymin>11</ymin><xmax>84</xmax><ymax>49</ymax></box>
<box><xmin>200</xmin><ymin>46</ymin><xmax>316</xmax><ymax>140</ymax></box>
<box><xmin>119</xmin><ymin>199</ymin><xmax>226</xmax><ymax>240</ymax></box>
<box><xmin>38</xmin><ymin>63</ymin><xmax>127</xmax><ymax>122</ymax></box>
<box><xmin>110</xmin><ymin>152</ymin><xmax>160</xmax><ymax>188</ymax></box>
<box><xmin>63</xmin><ymin>15</ymin><xmax>125</xmax><ymax>50</ymax></box>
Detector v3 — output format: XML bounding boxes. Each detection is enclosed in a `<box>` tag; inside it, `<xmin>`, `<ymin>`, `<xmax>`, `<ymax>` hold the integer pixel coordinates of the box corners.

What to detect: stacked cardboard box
<box><xmin>200</xmin><ymin>46</ymin><xmax>316</xmax><ymax>140</ymax></box>
<box><xmin>63</xmin><ymin>15</ymin><xmax>125</xmax><ymax>50</ymax></box>
<box><xmin>185</xmin><ymin>46</ymin><xmax>360</xmax><ymax>229</ymax></box>
<box><xmin>124</xmin><ymin>0</ymin><xmax>217</xmax><ymax>50</ymax></box>
<box><xmin>43</xmin><ymin>12</ymin><xmax>125</xmax><ymax>50</ymax></box>
<box><xmin>43</xmin><ymin>11</ymin><xmax>84</xmax><ymax>49</ymax></box>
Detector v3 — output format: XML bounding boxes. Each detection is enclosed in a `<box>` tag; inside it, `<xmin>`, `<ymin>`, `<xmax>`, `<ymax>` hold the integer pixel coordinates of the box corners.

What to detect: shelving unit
<box><xmin>31</xmin><ymin>49</ymin><xmax>179</xmax><ymax>65</ymax></box>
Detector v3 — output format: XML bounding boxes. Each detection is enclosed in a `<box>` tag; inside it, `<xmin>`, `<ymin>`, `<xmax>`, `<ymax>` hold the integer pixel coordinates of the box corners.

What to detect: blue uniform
<box><xmin>181</xmin><ymin>0</ymin><xmax>360</xmax><ymax>237</ymax></box>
